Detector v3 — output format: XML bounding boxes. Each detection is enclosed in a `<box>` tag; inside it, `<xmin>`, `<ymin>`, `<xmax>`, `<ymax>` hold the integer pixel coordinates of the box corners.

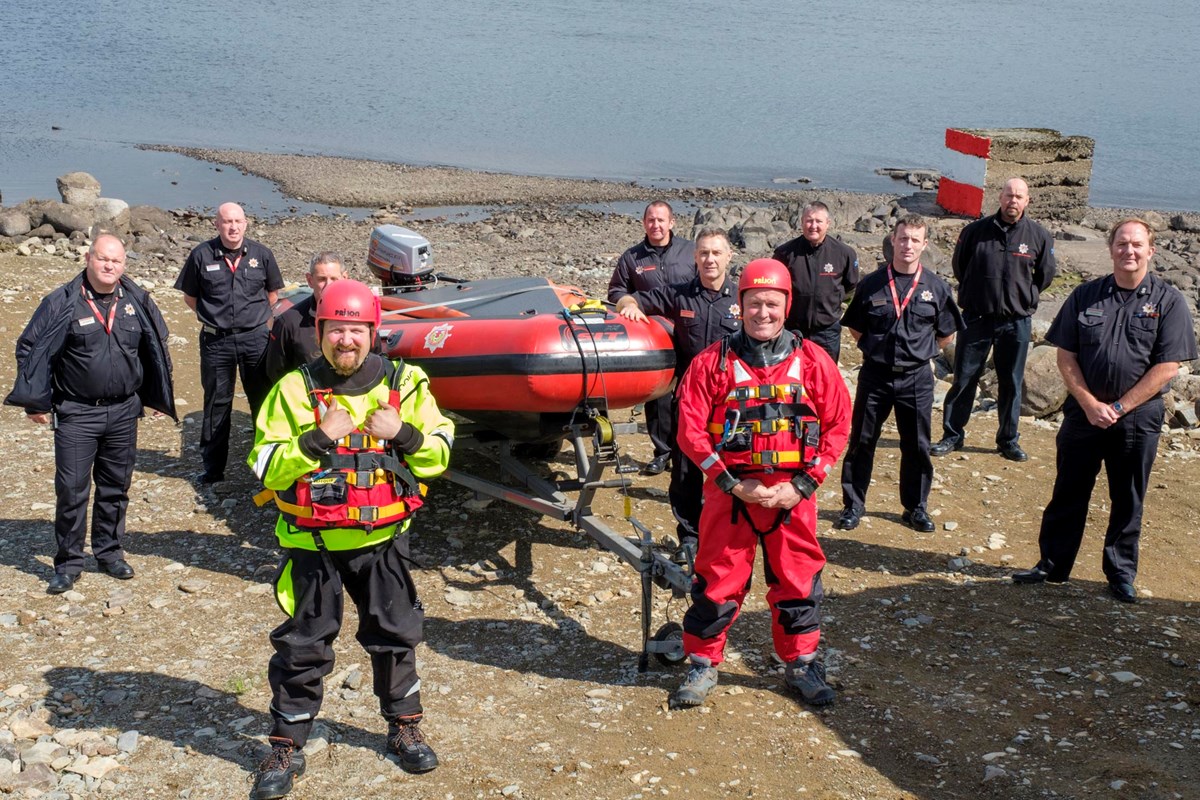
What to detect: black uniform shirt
<box><xmin>634</xmin><ymin>274</ymin><xmax>741</xmax><ymax>374</ymax></box>
<box><xmin>265</xmin><ymin>294</ymin><xmax>320</xmax><ymax>384</ymax></box>
<box><xmin>842</xmin><ymin>264</ymin><xmax>964</xmax><ymax>371</ymax></box>
<box><xmin>1046</xmin><ymin>273</ymin><xmax>1197</xmax><ymax>402</ymax></box>
<box><xmin>773</xmin><ymin>234</ymin><xmax>860</xmax><ymax>333</ymax></box>
<box><xmin>55</xmin><ymin>284</ymin><xmax>144</xmax><ymax>401</ymax></box>
<box><xmin>174</xmin><ymin>237</ymin><xmax>284</xmax><ymax>330</ymax></box>
<box><xmin>607</xmin><ymin>236</ymin><xmax>696</xmax><ymax>303</ymax></box>
<box><xmin>952</xmin><ymin>212</ymin><xmax>1057</xmax><ymax>319</ymax></box>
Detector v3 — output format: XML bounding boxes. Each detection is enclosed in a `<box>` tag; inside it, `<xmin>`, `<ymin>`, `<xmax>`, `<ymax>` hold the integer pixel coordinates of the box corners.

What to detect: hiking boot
<box><xmin>388</xmin><ymin>716</ymin><xmax>439</xmax><ymax>773</ymax></box>
<box><xmin>252</xmin><ymin>737</ymin><xmax>305</xmax><ymax>800</ymax></box>
<box><xmin>670</xmin><ymin>657</ymin><xmax>719</xmax><ymax>709</ymax></box>
<box><xmin>784</xmin><ymin>659</ymin><xmax>835</xmax><ymax>706</ymax></box>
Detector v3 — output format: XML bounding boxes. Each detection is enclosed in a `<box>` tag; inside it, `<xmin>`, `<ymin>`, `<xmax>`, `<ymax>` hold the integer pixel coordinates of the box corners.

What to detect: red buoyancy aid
<box><xmin>706</xmin><ymin>343</ymin><xmax>821</xmax><ymax>480</ymax></box>
<box><xmin>275</xmin><ymin>360</ymin><xmax>424</xmax><ymax>531</ymax></box>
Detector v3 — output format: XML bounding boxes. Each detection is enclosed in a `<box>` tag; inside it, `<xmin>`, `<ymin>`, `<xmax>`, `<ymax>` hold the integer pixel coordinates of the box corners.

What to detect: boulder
<box><xmin>128</xmin><ymin>204</ymin><xmax>176</xmax><ymax>236</ymax></box>
<box><xmin>57</xmin><ymin>171</ymin><xmax>102</xmax><ymax>205</ymax></box>
<box><xmin>1141</xmin><ymin>210</ymin><xmax>1167</xmax><ymax>231</ymax></box>
<box><xmin>41</xmin><ymin>201</ymin><xmax>95</xmax><ymax>235</ymax></box>
<box><xmin>731</xmin><ymin>223</ymin><xmax>771</xmax><ymax>254</ymax></box>
<box><xmin>0</xmin><ymin>209</ymin><xmax>32</xmax><ymax>238</ymax></box>
<box><xmin>90</xmin><ymin>197</ymin><xmax>131</xmax><ymax>235</ymax></box>
<box><xmin>1169</xmin><ymin>214</ymin><xmax>1200</xmax><ymax>233</ymax></box>
<box><xmin>1020</xmin><ymin>344</ymin><xmax>1067</xmax><ymax>416</ymax></box>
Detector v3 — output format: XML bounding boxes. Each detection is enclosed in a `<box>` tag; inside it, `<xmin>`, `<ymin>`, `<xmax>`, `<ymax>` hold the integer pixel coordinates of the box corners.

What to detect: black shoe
<box><xmin>930</xmin><ymin>438</ymin><xmax>963</xmax><ymax>457</ymax></box>
<box><xmin>1108</xmin><ymin>581</ymin><xmax>1138</xmax><ymax>604</ymax></box>
<box><xmin>641</xmin><ymin>454</ymin><xmax>670</xmax><ymax>476</ymax></box>
<box><xmin>1012</xmin><ymin>560</ymin><xmax>1066</xmax><ymax>584</ymax></box>
<box><xmin>834</xmin><ymin>508</ymin><xmax>861</xmax><ymax>531</ymax></box>
<box><xmin>388</xmin><ymin>716</ymin><xmax>439</xmax><ymax>774</ymax></box>
<box><xmin>902</xmin><ymin>508</ymin><xmax>935</xmax><ymax>532</ymax></box>
<box><xmin>671</xmin><ymin>537</ymin><xmax>697</xmax><ymax>569</ymax></box>
<box><xmin>47</xmin><ymin>573</ymin><xmax>77</xmax><ymax>595</ymax></box>
<box><xmin>999</xmin><ymin>444</ymin><xmax>1029</xmax><ymax>462</ymax></box>
<box><xmin>252</xmin><ymin>737</ymin><xmax>306</xmax><ymax>800</ymax></box>
<box><xmin>99</xmin><ymin>559</ymin><xmax>135</xmax><ymax>580</ymax></box>
<box><xmin>198</xmin><ymin>471</ymin><xmax>225</xmax><ymax>485</ymax></box>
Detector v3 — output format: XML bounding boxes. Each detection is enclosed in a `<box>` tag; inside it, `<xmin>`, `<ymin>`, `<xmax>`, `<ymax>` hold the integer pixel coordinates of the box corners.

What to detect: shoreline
<box><xmin>141</xmin><ymin>145</ymin><xmax>1200</xmax><ymax>222</ymax></box>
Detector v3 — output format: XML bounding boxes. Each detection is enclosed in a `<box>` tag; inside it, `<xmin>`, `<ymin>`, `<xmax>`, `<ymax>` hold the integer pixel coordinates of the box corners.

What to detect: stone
<box><xmin>1109</xmin><ymin>671</ymin><xmax>1140</xmax><ymax>683</ymax></box>
<box><xmin>444</xmin><ymin>588</ymin><xmax>473</xmax><ymax>607</ymax></box>
<box><xmin>1021</xmin><ymin>344</ymin><xmax>1068</xmax><ymax>416</ymax></box>
<box><xmin>41</xmin><ymin>201</ymin><xmax>95</xmax><ymax>235</ymax></box>
<box><xmin>116</xmin><ymin>730</ymin><xmax>139</xmax><ymax>753</ymax></box>
<box><xmin>1168</xmin><ymin>214</ymin><xmax>1200</xmax><ymax>233</ymax></box>
<box><xmin>9</xmin><ymin>716</ymin><xmax>54</xmax><ymax>739</ymax></box>
<box><xmin>57</xmin><ymin>171</ymin><xmax>102</xmax><ymax>205</ymax></box>
<box><xmin>1141</xmin><ymin>210</ymin><xmax>1167</xmax><ymax>231</ymax></box>
<box><xmin>0</xmin><ymin>210</ymin><xmax>31</xmax><ymax>238</ymax></box>
<box><xmin>178</xmin><ymin>579</ymin><xmax>210</xmax><ymax>593</ymax></box>
<box><xmin>982</xmin><ymin>765</ymin><xmax>1007</xmax><ymax>782</ymax></box>
<box><xmin>66</xmin><ymin>755</ymin><xmax>121</xmax><ymax>779</ymax></box>
<box><xmin>9</xmin><ymin>762</ymin><xmax>56</xmax><ymax>792</ymax></box>
<box><xmin>90</xmin><ymin>198</ymin><xmax>131</xmax><ymax>235</ymax></box>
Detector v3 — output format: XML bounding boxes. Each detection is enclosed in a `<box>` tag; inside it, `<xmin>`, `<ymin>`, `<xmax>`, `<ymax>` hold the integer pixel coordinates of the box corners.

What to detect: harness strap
<box><xmin>750</xmin><ymin>450</ymin><xmax>805</xmax><ymax>467</ymax></box>
<box><xmin>727</xmin><ymin>382</ymin><xmax>802</xmax><ymax>402</ymax></box>
<box><xmin>270</xmin><ymin>494</ymin><xmax>413</xmax><ymax>523</ymax></box>
<box><xmin>730</xmin><ymin>495</ymin><xmax>790</xmax><ymax>536</ymax></box>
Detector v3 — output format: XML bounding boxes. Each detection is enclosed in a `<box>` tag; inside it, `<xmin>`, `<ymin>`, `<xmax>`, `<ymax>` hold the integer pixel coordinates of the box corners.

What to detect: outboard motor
<box><xmin>367</xmin><ymin>225</ymin><xmax>433</xmax><ymax>288</ymax></box>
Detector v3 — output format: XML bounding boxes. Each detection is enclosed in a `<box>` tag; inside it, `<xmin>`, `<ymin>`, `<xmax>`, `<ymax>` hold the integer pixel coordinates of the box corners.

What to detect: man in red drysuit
<box><xmin>671</xmin><ymin>258</ymin><xmax>851</xmax><ymax>709</ymax></box>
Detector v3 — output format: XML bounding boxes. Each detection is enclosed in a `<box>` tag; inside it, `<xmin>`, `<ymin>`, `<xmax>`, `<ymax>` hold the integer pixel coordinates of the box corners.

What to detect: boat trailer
<box><xmin>443</xmin><ymin>410</ymin><xmax>690</xmax><ymax>671</ymax></box>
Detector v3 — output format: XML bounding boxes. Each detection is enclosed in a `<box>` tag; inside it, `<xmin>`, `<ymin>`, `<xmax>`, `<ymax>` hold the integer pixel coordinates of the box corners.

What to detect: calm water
<box><xmin>1</xmin><ymin>0</ymin><xmax>1197</xmax><ymax>212</ymax></box>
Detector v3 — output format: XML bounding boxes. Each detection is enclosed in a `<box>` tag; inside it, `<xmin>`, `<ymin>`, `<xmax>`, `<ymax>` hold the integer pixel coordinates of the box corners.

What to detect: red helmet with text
<box><xmin>738</xmin><ymin>258</ymin><xmax>792</xmax><ymax>316</ymax></box>
<box><xmin>315</xmin><ymin>279</ymin><xmax>381</xmax><ymax>331</ymax></box>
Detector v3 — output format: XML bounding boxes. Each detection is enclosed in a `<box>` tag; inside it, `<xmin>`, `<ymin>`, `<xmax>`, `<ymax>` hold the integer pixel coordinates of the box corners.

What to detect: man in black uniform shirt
<box><xmin>772</xmin><ymin>201</ymin><xmax>860</xmax><ymax>363</ymax></box>
<box><xmin>6</xmin><ymin>234</ymin><xmax>176</xmax><ymax>594</ymax></box>
<box><xmin>615</xmin><ymin>228</ymin><xmax>741</xmax><ymax>554</ymax></box>
<box><xmin>1012</xmin><ymin>218</ymin><xmax>1196</xmax><ymax>603</ymax></box>
<box><xmin>264</xmin><ymin>252</ymin><xmax>348</xmax><ymax>384</ymax></box>
<box><xmin>933</xmin><ymin>178</ymin><xmax>1057</xmax><ymax>462</ymax></box>
<box><xmin>609</xmin><ymin>201</ymin><xmax>696</xmax><ymax>475</ymax></box>
<box><xmin>175</xmin><ymin>202</ymin><xmax>285</xmax><ymax>483</ymax></box>
<box><xmin>836</xmin><ymin>216</ymin><xmax>963</xmax><ymax>533</ymax></box>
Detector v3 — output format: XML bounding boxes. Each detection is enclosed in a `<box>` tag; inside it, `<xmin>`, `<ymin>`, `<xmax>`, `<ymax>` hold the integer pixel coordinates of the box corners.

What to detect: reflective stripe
<box><xmin>732</xmin><ymin>359</ymin><xmax>752</xmax><ymax>383</ymax></box>
<box><xmin>269</xmin><ymin>702</ymin><xmax>312</xmax><ymax>724</ymax></box>
<box><xmin>700</xmin><ymin>453</ymin><xmax>720</xmax><ymax>470</ymax></box>
<box><xmin>253</xmin><ymin>443</ymin><xmax>279</xmax><ymax>481</ymax></box>
<box><xmin>432</xmin><ymin>429</ymin><xmax>455</xmax><ymax>449</ymax></box>
<box><xmin>403</xmin><ymin>679</ymin><xmax>421</xmax><ymax>698</ymax></box>
<box><xmin>786</xmin><ymin>356</ymin><xmax>803</xmax><ymax>381</ymax></box>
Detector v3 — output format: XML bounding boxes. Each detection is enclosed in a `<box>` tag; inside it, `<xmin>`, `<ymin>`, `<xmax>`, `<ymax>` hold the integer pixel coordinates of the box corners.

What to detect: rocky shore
<box><xmin>2</xmin><ymin>156</ymin><xmax>1200</xmax><ymax>799</ymax></box>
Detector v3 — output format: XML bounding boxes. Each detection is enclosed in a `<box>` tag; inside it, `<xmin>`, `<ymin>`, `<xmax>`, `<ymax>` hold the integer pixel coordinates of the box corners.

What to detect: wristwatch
<box><xmin>1112</xmin><ymin>401</ymin><xmax>1125</xmax><ymax>416</ymax></box>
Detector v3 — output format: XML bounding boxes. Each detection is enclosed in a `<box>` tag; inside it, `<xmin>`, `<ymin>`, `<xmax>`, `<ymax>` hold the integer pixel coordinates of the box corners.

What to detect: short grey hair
<box><xmin>308</xmin><ymin>251</ymin><xmax>346</xmax><ymax>274</ymax></box>
<box><xmin>694</xmin><ymin>227</ymin><xmax>732</xmax><ymax>248</ymax></box>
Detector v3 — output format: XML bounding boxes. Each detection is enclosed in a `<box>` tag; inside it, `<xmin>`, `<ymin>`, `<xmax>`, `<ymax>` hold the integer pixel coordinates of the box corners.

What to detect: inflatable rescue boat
<box><xmin>279</xmin><ymin>226</ymin><xmax>677</xmax><ymax>442</ymax></box>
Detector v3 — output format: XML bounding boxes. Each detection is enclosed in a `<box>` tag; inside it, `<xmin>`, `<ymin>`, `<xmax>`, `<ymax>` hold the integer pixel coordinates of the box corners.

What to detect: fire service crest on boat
<box><xmin>423</xmin><ymin>323</ymin><xmax>454</xmax><ymax>353</ymax></box>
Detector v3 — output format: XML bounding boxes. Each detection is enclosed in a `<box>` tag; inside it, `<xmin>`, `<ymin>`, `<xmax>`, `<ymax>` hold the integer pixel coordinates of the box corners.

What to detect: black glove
<box><xmin>790</xmin><ymin>472</ymin><xmax>818</xmax><ymax>500</ymax></box>
<box><xmin>391</xmin><ymin>421</ymin><xmax>425</xmax><ymax>455</ymax></box>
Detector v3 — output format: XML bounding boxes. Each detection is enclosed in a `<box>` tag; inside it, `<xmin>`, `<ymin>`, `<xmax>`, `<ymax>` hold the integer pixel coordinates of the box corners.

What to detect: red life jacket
<box><xmin>706</xmin><ymin>340</ymin><xmax>821</xmax><ymax>481</ymax></box>
<box><xmin>274</xmin><ymin>360</ymin><xmax>424</xmax><ymax>532</ymax></box>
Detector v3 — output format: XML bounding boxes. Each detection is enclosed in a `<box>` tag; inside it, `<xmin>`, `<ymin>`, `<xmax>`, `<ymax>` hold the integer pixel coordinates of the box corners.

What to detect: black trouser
<box><xmin>804</xmin><ymin>322</ymin><xmax>842</xmax><ymax>365</ymax></box>
<box><xmin>669</xmin><ymin>444</ymin><xmax>703</xmax><ymax>542</ymax></box>
<box><xmin>199</xmin><ymin>326</ymin><xmax>270</xmax><ymax>476</ymax></box>
<box><xmin>1036</xmin><ymin>398</ymin><xmax>1163</xmax><ymax>585</ymax></box>
<box><xmin>940</xmin><ymin>314</ymin><xmax>1031</xmax><ymax>448</ymax></box>
<box><xmin>841</xmin><ymin>362</ymin><xmax>933</xmax><ymax>514</ymax></box>
<box><xmin>268</xmin><ymin>536</ymin><xmax>422</xmax><ymax>747</ymax></box>
<box><xmin>53</xmin><ymin>396</ymin><xmax>141</xmax><ymax>576</ymax></box>
<box><xmin>646</xmin><ymin>389</ymin><xmax>674</xmax><ymax>460</ymax></box>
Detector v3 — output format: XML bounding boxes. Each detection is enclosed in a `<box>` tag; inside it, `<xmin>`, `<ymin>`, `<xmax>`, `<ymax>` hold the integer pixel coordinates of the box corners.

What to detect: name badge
<box><xmin>679</xmin><ymin>310</ymin><xmax>695</xmax><ymax>319</ymax></box>
<box><xmin>78</xmin><ymin>317</ymin><xmax>95</xmax><ymax>326</ymax></box>
<box><xmin>205</xmin><ymin>263</ymin><xmax>221</xmax><ymax>272</ymax></box>
<box><xmin>1084</xmin><ymin>308</ymin><xmax>1104</xmax><ymax>317</ymax></box>
<box><xmin>871</xmin><ymin>298</ymin><xmax>888</xmax><ymax>307</ymax></box>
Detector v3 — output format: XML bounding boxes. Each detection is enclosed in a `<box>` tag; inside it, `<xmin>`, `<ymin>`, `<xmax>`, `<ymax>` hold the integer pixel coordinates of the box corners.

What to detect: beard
<box><xmin>329</xmin><ymin>348</ymin><xmax>367</xmax><ymax>376</ymax></box>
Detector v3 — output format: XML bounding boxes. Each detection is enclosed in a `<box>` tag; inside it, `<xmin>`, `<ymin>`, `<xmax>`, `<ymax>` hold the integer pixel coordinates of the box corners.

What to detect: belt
<box><xmin>62</xmin><ymin>394</ymin><xmax>133</xmax><ymax>406</ymax></box>
<box><xmin>201</xmin><ymin>325</ymin><xmax>259</xmax><ymax>337</ymax></box>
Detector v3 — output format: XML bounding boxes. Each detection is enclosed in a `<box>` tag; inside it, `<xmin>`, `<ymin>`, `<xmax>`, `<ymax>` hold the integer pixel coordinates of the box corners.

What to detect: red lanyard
<box><xmin>224</xmin><ymin>253</ymin><xmax>243</xmax><ymax>273</ymax></box>
<box><xmin>81</xmin><ymin>285</ymin><xmax>118</xmax><ymax>334</ymax></box>
<box><xmin>887</xmin><ymin>264</ymin><xmax>923</xmax><ymax>319</ymax></box>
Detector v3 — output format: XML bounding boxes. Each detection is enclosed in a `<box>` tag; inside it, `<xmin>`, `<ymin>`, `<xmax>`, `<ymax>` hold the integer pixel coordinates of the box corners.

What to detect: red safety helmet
<box><xmin>315</xmin><ymin>279</ymin><xmax>381</xmax><ymax>331</ymax></box>
<box><xmin>738</xmin><ymin>258</ymin><xmax>792</xmax><ymax>316</ymax></box>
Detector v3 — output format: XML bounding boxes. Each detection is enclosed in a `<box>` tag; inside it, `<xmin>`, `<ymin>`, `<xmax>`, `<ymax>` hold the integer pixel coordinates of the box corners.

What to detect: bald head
<box><xmin>999</xmin><ymin>178</ymin><xmax>1030</xmax><ymax>224</ymax></box>
<box><xmin>214</xmin><ymin>202</ymin><xmax>248</xmax><ymax>250</ymax></box>
<box><xmin>85</xmin><ymin>234</ymin><xmax>126</xmax><ymax>293</ymax></box>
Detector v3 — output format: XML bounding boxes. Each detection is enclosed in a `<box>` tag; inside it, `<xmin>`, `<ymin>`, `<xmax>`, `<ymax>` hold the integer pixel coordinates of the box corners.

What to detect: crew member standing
<box><xmin>6</xmin><ymin>234</ymin><xmax>176</xmax><ymax>594</ymax></box>
<box><xmin>615</xmin><ymin>228</ymin><xmax>741</xmax><ymax>556</ymax></box>
<box><xmin>247</xmin><ymin>280</ymin><xmax>454</xmax><ymax>798</ymax></box>
<box><xmin>1012</xmin><ymin>218</ymin><xmax>1195</xmax><ymax>603</ymax></box>
<box><xmin>671</xmin><ymin>258</ymin><xmax>850</xmax><ymax>709</ymax></box>
<box><xmin>608</xmin><ymin>200</ymin><xmax>696</xmax><ymax>475</ymax></box>
<box><xmin>772</xmin><ymin>201</ymin><xmax>860</xmax><ymax>363</ymax></box>
<box><xmin>264</xmin><ymin>251</ymin><xmax>348</xmax><ymax>384</ymax></box>
<box><xmin>176</xmin><ymin>202</ymin><xmax>284</xmax><ymax>483</ymax></box>
<box><xmin>836</xmin><ymin>215</ymin><xmax>963</xmax><ymax>533</ymax></box>
<box><xmin>933</xmin><ymin>178</ymin><xmax>1057</xmax><ymax>462</ymax></box>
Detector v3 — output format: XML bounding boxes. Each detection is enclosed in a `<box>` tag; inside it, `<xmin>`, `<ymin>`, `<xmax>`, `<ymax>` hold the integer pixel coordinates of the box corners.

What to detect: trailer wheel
<box><xmin>652</xmin><ymin>622</ymin><xmax>686</xmax><ymax>666</ymax></box>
